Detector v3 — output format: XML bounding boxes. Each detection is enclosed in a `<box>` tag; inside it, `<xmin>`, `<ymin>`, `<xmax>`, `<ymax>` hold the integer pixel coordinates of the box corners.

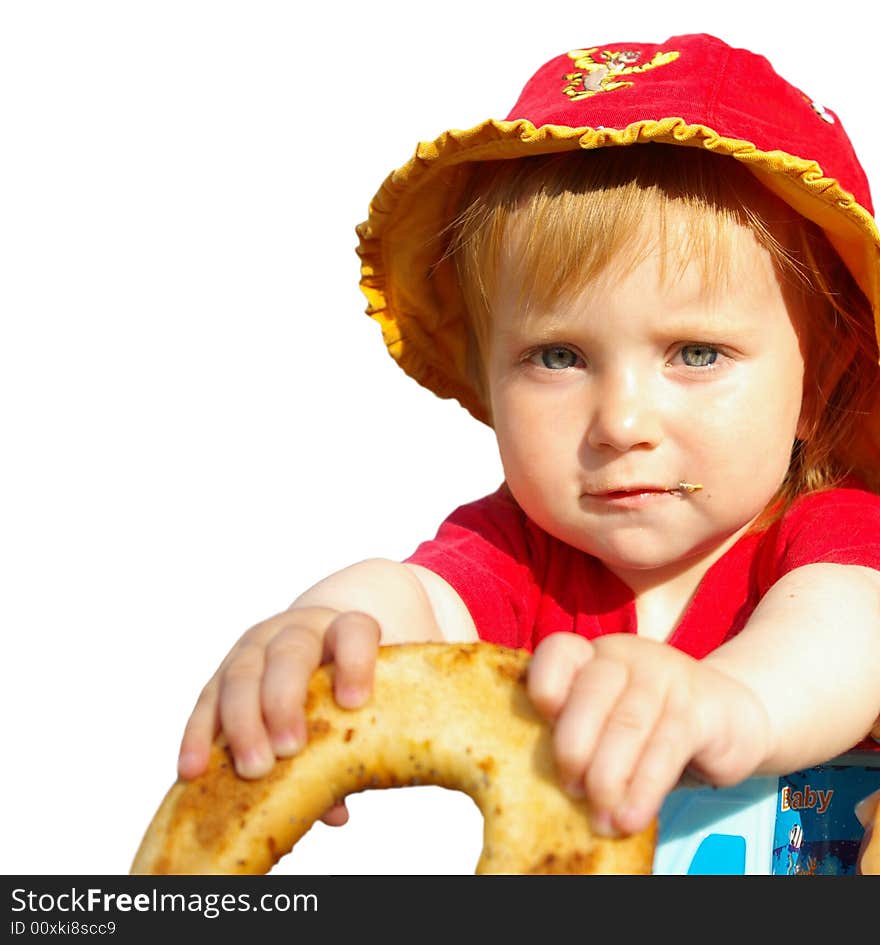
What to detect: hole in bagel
<box><xmin>270</xmin><ymin>787</ymin><xmax>484</xmax><ymax>874</ymax></box>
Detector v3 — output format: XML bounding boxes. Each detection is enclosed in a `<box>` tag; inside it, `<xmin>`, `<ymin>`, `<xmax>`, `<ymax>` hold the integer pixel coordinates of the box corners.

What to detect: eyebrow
<box><xmin>492</xmin><ymin>310</ymin><xmax>755</xmax><ymax>343</ymax></box>
<box><xmin>650</xmin><ymin>313</ymin><xmax>756</xmax><ymax>338</ymax></box>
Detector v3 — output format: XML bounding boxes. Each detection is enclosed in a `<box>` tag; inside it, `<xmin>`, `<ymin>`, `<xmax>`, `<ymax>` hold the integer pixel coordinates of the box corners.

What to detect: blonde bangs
<box><xmin>448</xmin><ymin>145</ymin><xmax>805</xmax><ymax>355</ymax></box>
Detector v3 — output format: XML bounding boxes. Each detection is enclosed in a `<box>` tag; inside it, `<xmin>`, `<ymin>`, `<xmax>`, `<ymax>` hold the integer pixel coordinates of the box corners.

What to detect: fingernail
<box><xmin>272</xmin><ymin>731</ymin><xmax>302</xmax><ymax>757</ymax></box>
<box><xmin>613</xmin><ymin>804</ymin><xmax>645</xmax><ymax>835</ymax></box>
<box><xmin>177</xmin><ymin>752</ymin><xmax>199</xmax><ymax>777</ymax></box>
<box><xmin>236</xmin><ymin>748</ymin><xmax>272</xmax><ymax>779</ymax></box>
<box><xmin>591</xmin><ymin>810</ymin><xmax>617</xmax><ymax>837</ymax></box>
<box><xmin>337</xmin><ymin>684</ymin><xmax>368</xmax><ymax>708</ymax></box>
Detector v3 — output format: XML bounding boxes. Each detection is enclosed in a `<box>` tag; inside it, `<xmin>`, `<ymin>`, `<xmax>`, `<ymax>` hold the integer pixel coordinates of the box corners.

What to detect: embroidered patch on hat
<box><xmin>562</xmin><ymin>47</ymin><xmax>680</xmax><ymax>100</ymax></box>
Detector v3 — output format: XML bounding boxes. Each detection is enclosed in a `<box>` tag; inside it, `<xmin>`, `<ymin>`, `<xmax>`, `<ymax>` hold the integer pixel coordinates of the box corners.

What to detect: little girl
<box><xmin>178</xmin><ymin>33</ymin><xmax>880</xmax><ymax>870</ymax></box>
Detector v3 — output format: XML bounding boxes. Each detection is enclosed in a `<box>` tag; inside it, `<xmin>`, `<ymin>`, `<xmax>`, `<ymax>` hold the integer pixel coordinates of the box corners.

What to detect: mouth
<box><xmin>590</xmin><ymin>486</ymin><xmax>668</xmax><ymax>498</ymax></box>
<box><xmin>588</xmin><ymin>481</ymin><xmax>703</xmax><ymax>499</ymax></box>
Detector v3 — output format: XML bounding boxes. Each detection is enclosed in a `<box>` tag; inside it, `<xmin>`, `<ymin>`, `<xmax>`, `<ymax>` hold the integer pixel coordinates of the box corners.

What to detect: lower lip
<box><xmin>583</xmin><ymin>490</ymin><xmax>672</xmax><ymax>509</ymax></box>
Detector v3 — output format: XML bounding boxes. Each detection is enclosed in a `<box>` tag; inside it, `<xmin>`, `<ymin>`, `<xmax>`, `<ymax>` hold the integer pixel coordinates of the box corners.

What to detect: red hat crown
<box><xmin>506</xmin><ymin>34</ymin><xmax>873</xmax><ymax>214</ymax></box>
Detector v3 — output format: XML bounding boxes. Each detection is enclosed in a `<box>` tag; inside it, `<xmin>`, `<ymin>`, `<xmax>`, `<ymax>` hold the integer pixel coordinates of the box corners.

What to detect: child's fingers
<box><xmin>527</xmin><ymin>632</ymin><xmax>595</xmax><ymax>720</ymax></box>
<box><xmin>261</xmin><ymin>622</ymin><xmax>325</xmax><ymax>756</ymax></box>
<box><xmin>180</xmin><ymin>609</ymin><xmax>380</xmax><ymax>783</ymax></box>
<box><xmin>320</xmin><ymin>801</ymin><xmax>350</xmax><ymax>827</ymax></box>
<box><xmin>611</xmin><ymin>703</ymin><xmax>693</xmax><ymax>835</ymax></box>
<box><xmin>261</xmin><ymin>610</ymin><xmax>379</xmax><ymax>758</ymax></box>
<box><xmin>218</xmin><ymin>637</ymin><xmax>276</xmax><ymax>778</ymax></box>
<box><xmin>582</xmin><ymin>673</ymin><xmax>667</xmax><ymax>828</ymax></box>
<box><xmin>176</xmin><ymin>616</ymin><xmax>281</xmax><ymax>778</ymax></box>
<box><xmin>177</xmin><ymin>678</ymin><xmax>221</xmax><ymax>779</ymax></box>
<box><xmin>551</xmin><ymin>655</ymin><xmax>627</xmax><ymax>800</ymax></box>
<box><xmin>323</xmin><ymin>611</ymin><xmax>382</xmax><ymax>707</ymax></box>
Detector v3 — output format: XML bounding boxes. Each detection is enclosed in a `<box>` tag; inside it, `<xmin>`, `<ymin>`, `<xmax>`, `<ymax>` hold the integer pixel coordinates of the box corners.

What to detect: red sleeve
<box><xmin>404</xmin><ymin>487</ymin><xmax>544</xmax><ymax>649</ymax></box>
<box><xmin>768</xmin><ymin>485</ymin><xmax>880</xmax><ymax>580</ymax></box>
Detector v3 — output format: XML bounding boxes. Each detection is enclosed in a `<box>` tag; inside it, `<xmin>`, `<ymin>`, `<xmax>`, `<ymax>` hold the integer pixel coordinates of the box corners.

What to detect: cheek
<box><xmin>688</xmin><ymin>371</ymin><xmax>803</xmax><ymax>487</ymax></box>
<box><xmin>745</xmin><ymin>360</ymin><xmax>805</xmax><ymax>447</ymax></box>
<box><xmin>492</xmin><ymin>385</ymin><xmax>578</xmax><ymax>482</ymax></box>
<box><xmin>494</xmin><ymin>408</ymin><xmax>550</xmax><ymax>479</ymax></box>
<box><xmin>662</xmin><ymin>369</ymin><xmax>801</xmax><ymax>481</ymax></box>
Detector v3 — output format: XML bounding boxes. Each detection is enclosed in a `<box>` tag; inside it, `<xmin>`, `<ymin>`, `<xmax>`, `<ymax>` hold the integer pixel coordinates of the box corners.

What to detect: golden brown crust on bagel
<box><xmin>131</xmin><ymin>642</ymin><xmax>656</xmax><ymax>875</ymax></box>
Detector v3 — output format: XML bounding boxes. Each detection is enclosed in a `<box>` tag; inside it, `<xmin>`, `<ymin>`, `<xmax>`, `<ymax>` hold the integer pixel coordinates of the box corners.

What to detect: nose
<box><xmin>585</xmin><ymin>366</ymin><xmax>662</xmax><ymax>453</ymax></box>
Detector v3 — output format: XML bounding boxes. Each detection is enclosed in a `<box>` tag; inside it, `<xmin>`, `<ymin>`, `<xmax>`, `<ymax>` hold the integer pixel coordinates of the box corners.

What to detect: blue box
<box><xmin>652</xmin><ymin>747</ymin><xmax>880</xmax><ymax>875</ymax></box>
<box><xmin>771</xmin><ymin>754</ymin><xmax>880</xmax><ymax>875</ymax></box>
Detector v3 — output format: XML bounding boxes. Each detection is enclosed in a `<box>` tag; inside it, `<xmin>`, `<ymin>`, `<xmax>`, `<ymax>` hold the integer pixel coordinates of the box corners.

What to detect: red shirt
<box><xmin>406</xmin><ymin>482</ymin><xmax>880</xmax><ymax>658</ymax></box>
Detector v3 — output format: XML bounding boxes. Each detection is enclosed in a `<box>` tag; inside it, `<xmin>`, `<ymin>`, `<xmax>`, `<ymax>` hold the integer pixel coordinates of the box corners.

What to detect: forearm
<box><xmin>704</xmin><ymin>563</ymin><xmax>880</xmax><ymax>773</ymax></box>
<box><xmin>290</xmin><ymin>557</ymin><xmax>476</xmax><ymax>644</ymax></box>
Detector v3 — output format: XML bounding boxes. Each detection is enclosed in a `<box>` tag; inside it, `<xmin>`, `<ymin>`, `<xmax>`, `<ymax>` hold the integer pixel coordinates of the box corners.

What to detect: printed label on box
<box><xmin>771</xmin><ymin>763</ymin><xmax>880</xmax><ymax>875</ymax></box>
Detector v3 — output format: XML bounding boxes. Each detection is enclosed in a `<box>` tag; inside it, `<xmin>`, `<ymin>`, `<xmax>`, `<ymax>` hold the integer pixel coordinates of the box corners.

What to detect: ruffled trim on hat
<box><xmin>356</xmin><ymin>117</ymin><xmax>880</xmax><ymax>462</ymax></box>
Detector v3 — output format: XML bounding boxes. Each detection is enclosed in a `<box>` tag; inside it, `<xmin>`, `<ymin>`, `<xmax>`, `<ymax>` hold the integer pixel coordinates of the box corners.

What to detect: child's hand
<box><xmin>173</xmin><ymin>557</ymin><xmax>471</xmax><ymax>829</ymax></box>
<box><xmin>527</xmin><ymin>632</ymin><xmax>772</xmax><ymax>837</ymax></box>
<box><xmin>177</xmin><ymin>606</ymin><xmax>381</xmax><ymax>804</ymax></box>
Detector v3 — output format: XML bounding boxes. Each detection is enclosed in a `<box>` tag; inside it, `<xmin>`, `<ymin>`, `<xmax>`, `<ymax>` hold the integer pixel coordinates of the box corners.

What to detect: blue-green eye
<box><xmin>537</xmin><ymin>346</ymin><xmax>579</xmax><ymax>369</ymax></box>
<box><xmin>680</xmin><ymin>345</ymin><xmax>719</xmax><ymax>367</ymax></box>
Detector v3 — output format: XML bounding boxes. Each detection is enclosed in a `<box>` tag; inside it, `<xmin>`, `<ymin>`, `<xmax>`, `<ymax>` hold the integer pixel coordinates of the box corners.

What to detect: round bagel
<box><xmin>131</xmin><ymin>642</ymin><xmax>656</xmax><ymax>875</ymax></box>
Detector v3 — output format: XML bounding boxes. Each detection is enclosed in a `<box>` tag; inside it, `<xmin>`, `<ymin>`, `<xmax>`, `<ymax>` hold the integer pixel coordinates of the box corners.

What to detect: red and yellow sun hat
<box><xmin>355</xmin><ymin>33</ymin><xmax>880</xmax><ymax>460</ymax></box>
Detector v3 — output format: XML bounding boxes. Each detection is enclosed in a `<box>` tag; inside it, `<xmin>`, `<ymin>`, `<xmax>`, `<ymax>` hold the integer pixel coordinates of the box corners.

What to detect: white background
<box><xmin>3</xmin><ymin>1</ymin><xmax>877</xmax><ymax>875</ymax></box>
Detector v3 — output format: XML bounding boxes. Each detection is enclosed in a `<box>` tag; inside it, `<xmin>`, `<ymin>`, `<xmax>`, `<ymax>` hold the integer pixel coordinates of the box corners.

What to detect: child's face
<box><xmin>485</xmin><ymin>219</ymin><xmax>807</xmax><ymax>588</ymax></box>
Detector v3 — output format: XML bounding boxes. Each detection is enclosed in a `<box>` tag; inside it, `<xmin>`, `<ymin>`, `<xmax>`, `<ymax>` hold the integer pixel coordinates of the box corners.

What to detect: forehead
<box><xmin>493</xmin><ymin>201</ymin><xmax>795</xmax><ymax>330</ymax></box>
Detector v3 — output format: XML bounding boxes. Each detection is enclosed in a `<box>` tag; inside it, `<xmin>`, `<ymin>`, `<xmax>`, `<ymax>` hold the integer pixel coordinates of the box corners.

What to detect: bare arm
<box><xmin>704</xmin><ymin>562</ymin><xmax>880</xmax><ymax>773</ymax></box>
<box><xmin>291</xmin><ymin>560</ymin><xmax>477</xmax><ymax>644</ymax></box>
<box><xmin>178</xmin><ymin>558</ymin><xmax>476</xmax><ymax>781</ymax></box>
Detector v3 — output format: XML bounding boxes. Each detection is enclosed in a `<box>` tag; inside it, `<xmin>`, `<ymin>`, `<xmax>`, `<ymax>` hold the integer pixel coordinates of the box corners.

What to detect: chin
<box><xmin>581</xmin><ymin>533</ymin><xmax>713</xmax><ymax>573</ymax></box>
<box><xmin>598</xmin><ymin>549</ymin><xmax>688</xmax><ymax>573</ymax></box>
